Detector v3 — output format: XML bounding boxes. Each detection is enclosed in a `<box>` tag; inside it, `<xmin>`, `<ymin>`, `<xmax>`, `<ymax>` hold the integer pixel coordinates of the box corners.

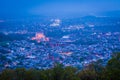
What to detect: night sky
<box><xmin>0</xmin><ymin>0</ymin><xmax>120</xmax><ymax>18</ymax></box>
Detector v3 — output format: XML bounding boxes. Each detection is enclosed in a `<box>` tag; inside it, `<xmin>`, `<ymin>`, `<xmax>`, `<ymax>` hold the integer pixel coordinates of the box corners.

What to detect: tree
<box><xmin>106</xmin><ymin>52</ymin><xmax>120</xmax><ymax>80</ymax></box>
<box><xmin>52</xmin><ymin>63</ymin><xmax>64</xmax><ymax>80</ymax></box>
<box><xmin>14</xmin><ymin>68</ymin><xmax>26</xmax><ymax>80</ymax></box>
<box><xmin>0</xmin><ymin>69</ymin><xmax>15</xmax><ymax>80</ymax></box>
<box><xmin>63</xmin><ymin>66</ymin><xmax>80</xmax><ymax>80</ymax></box>
<box><xmin>24</xmin><ymin>69</ymin><xmax>40</xmax><ymax>80</ymax></box>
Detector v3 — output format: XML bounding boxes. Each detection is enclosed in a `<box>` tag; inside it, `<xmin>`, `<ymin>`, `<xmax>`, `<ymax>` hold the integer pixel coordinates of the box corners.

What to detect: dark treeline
<box><xmin>0</xmin><ymin>52</ymin><xmax>120</xmax><ymax>80</ymax></box>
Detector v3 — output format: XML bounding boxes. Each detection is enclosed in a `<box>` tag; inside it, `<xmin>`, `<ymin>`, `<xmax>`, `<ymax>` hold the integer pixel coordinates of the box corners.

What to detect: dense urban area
<box><xmin>0</xmin><ymin>16</ymin><xmax>120</xmax><ymax>71</ymax></box>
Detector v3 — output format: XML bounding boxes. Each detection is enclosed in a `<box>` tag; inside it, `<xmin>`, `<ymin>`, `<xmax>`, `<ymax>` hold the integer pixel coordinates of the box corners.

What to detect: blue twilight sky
<box><xmin>0</xmin><ymin>0</ymin><xmax>120</xmax><ymax>18</ymax></box>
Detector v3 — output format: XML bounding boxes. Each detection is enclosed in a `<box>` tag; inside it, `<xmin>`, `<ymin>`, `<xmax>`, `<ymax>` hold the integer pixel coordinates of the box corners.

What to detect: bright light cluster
<box><xmin>31</xmin><ymin>33</ymin><xmax>49</xmax><ymax>43</ymax></box>
<box><xmin>50</xmin><ymin>19</ymin><xmax>61</xmax><ymax>27</ymax></box>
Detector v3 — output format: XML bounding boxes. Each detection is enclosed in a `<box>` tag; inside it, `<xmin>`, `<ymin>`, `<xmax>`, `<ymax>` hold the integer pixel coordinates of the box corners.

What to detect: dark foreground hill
<box><xmin>0</xmin><ymin>52</ymin><xmax>120</xmax><ymax>80</ymax></box>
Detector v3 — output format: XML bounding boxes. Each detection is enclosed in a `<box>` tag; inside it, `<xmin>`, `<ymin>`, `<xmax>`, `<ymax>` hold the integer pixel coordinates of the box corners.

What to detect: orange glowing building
<box><xmin>31</xmin><ymin>33</ymin><xmax>49</xmax><ymax>43</ymax></box>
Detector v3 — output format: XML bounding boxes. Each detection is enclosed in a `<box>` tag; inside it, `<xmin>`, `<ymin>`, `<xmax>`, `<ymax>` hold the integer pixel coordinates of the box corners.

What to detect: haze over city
<box><xmin>0</xmin><ymin>0</ymin><xmax>120</xmax><ymax>18</ymax></box>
